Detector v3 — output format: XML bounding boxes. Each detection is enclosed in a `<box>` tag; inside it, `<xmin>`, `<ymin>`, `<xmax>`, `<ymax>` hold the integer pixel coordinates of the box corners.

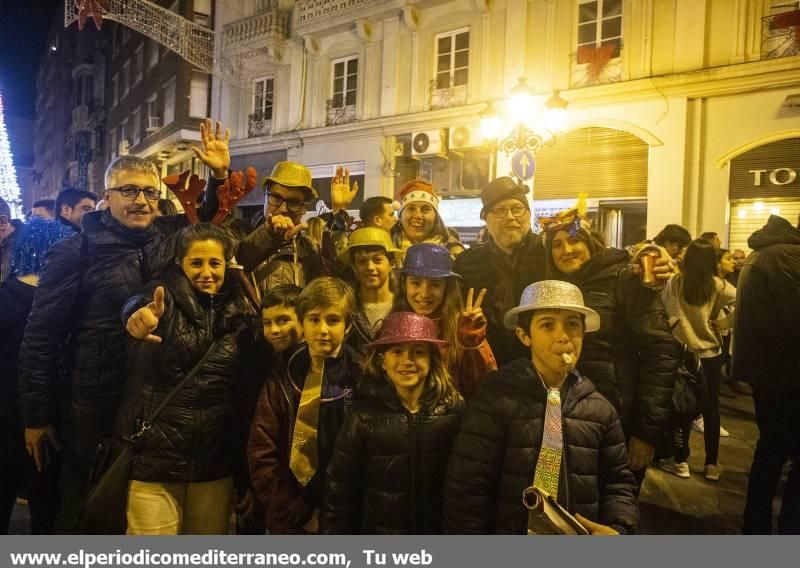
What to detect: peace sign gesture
<box><xmin>192</xmin><ymin>118</ymin><xmax>231</xmax><ymax>179</ymax></box>
<box><xmin>461</xmin><ymin>288</ymin><xmax>488</xmax><ymax>329</ymax></box>
<box><xmin>126</xmin><ymin>286</ymin><xmax>166</xmax><ymax>343</ymax></box>
<box><xmin>331</xmin><ymin>166</ymin><xmax>359</xmax><ymax>212</ymax></box>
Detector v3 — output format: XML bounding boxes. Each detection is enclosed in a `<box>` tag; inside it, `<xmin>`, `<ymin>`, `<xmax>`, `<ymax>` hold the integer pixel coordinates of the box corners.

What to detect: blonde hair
<box><xmin>392</xmin><ymin>274</ymin><xmax>463</xmax><ymax>372</ymax></box>
<box><xmin>296</xmin><ymin>277</ymin><xmax>355</xmax><ymax>324</ymax></box>
<box><xmin>363</xmin><ymin>344</ymin><xmax>461</xmax><ymax>410</ymax></box>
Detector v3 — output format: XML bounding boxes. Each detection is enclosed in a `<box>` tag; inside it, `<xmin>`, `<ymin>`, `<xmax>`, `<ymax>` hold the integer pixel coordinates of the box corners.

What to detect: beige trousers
<box><xmin>126</xmin><ymin>477</ymin><xmax>233</xmax><ymax>535</ymax></box>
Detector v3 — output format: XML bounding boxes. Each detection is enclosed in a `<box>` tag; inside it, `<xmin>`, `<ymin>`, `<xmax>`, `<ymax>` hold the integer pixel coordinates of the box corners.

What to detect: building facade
<box><xmin>32</xmin><ymin>17</ymin><xmax>108</xmax><ymax>201</ymax></box>
<box><xmin>104</xmin><ymin>0</ymin><xmax>212</xmax><ymax>181</ymax></box>
<box><xmin>207</xmin><ymin>0</ymin><xmax>800</xmax><ymax>248</ymax></box>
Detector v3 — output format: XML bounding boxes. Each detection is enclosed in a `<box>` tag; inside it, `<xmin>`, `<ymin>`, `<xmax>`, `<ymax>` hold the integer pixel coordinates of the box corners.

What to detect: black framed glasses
<box><xmin>106</xmin><ymin>185</ymin><xmax>162</xmax><ymax>201</ymax></box>
<box><xmin>267</xmin><ymin>192</ymin><xmax>307</xmax><ymax>213</ymax></box>
<box><xmin>488</xmin><ymin>204</ymin><xmax>529</xmax><ymax>218</ymax></box>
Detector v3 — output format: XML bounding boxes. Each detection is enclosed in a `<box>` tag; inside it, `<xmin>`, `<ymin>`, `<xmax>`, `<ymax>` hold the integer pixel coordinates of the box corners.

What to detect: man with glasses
<box><xmin>454</xmin><ymin>176</ymin><xmax>546</xmax><ymax>366</ymax></box>
<box><xmin>236</xmin><ymin>163</ymin><xmax>358</xmax><ymax>293</ymax></box>
<box><xmin>18</xmin><ymin>119</ymin><xmax>229</xmax><ymax>532</ymax></box>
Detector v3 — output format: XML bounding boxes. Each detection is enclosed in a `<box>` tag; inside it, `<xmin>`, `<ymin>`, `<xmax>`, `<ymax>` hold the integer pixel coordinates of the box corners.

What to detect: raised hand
<box><xmin>331</xmin><ymin>166</ymin><xmax>359</xmax><ymax>212</ymax></box>
<box><xmin>461</xmin><ymin>288</ymin><xmax>488</xmax><ymax>329</ymax></box>
<box><xmin>126</xmin><ymin>286</ymin><xmax>166</xmax><ymax>343</ymax></box>
<box><xmin>192</xmin><ymin>119</ymin><xmax>231</xmax><ymax>179</ymax></box>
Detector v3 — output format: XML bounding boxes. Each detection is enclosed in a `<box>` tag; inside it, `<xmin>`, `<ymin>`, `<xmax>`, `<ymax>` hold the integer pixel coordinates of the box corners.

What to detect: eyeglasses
<box><xmin>488</xmin><ymin>205</ymin><xmax>528</xmax><ymax>218</ymax></box>
<box><xmin>106</xmin><ymin>185</ymin><xmax>162</xmax><ymax>201</ymax></box>
<box><xmin>267</xmin><ymin>192</ymin><xmax>307</xmax><ymax>213</ymax></box>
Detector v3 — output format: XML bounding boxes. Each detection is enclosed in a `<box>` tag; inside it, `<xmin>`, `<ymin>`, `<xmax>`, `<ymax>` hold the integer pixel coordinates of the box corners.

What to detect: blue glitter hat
<box><xmin>11</xmin><ymin>218</ymin><xmax>76</xmax><ymax>277</ymax></box>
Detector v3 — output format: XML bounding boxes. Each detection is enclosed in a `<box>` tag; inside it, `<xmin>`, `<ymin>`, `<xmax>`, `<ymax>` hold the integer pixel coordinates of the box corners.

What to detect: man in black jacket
<box><xmin>454</xmin><ymin>177</ymin><xmax>546</xmax><ymax>366</ymax></box>
<box><xmin>18</xmin><ymin>119</ymin><xmax>229</xmax><ymax>532</ymax></box>
<box><xmin>54</xmin><ymin>188</ymin><xmax>98</xmax><ymax>232</ymax></box>
<box><xmin>735</xmin><ymin>215</ymin><xmax>800</xmax><ymax>534</ymax></box>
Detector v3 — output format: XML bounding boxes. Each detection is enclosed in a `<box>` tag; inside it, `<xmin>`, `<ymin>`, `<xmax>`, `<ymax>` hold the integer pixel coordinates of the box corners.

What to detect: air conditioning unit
<box><xmin>411</xmin><ymin>129</ymin><xmax>448</xmax><ymax>157</ymax></box>
<box><xmin>449</xmin><ymin>126</ymin><xmax>483</xmax><ymax>151</ymax></box>
<box><xmin>393</xmin><ymin>141</ymin><xmax>409</xmax><ymax>157</ymax></box>
<box><xmin>146</xmin><ymin>116</ymin><xmax>162</xmax><ymax>132</ymax></box>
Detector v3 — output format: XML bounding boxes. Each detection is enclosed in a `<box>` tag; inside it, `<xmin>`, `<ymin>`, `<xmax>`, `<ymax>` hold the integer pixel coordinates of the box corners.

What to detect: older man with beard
<box><xmin>454</xmin><ymin>177</ymin><xmax>546</xmax><ymax>365</ymax></box>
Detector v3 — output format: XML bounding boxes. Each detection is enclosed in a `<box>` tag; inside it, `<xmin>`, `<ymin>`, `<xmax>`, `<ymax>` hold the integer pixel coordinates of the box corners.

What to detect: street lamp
<box><xmin>480</xmin><ymin>77</ymin><xmax>569</xmax><ymax>180</ymax></box>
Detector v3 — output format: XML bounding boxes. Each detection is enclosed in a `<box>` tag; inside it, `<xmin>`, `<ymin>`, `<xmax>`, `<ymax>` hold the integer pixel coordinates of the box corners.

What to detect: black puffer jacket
<box><xmin>18</xmin><ymin>182</ymin><xmax>220</xmax><ymax>458</ymax></box>
<box><xmin>0</xmin><ymin>277</ymin><xmax>36</xmax><ymax>420</ymax></box>
<box><xmin>734</xmin><ymin>215</ymin><xmax>800</xmax><ymax>389</ymax></box>
<box><xmin>443</xmin><ymin>359</ymin><xmax>639</xmax><ymax>535</ymax></box>
<box><xmin>116</xmin><ymin>266</ymin><xmax>254</xmax><ymax>483</ymax></box>
<box><xmin>454</xmin><ymin>231</ymin><xmax>546</xmax><ymax>366</ymax></box>
<box><xmin>549</xmin><ymin>248</ymin><xmax>680</xmax><ymax>446</ymax></box>
<box><xmin>322</xmin><ymin>378</ymin><xmax>464</xmax><ymax>534</ymax></box>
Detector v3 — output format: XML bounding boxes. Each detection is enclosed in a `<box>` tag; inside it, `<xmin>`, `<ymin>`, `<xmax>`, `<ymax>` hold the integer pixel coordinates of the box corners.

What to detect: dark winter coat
<box><xmin>247</xmin><ymin>343</ymin><xmax>362</xmax><ymax>534</ymax></box>
<box><xmin>733</xmin><ymin>215</ymin><xmax>800</xmax><ymax>389</ymax></box>
<box><xmin>442</xmin><ymin>359</ymin><xmax>639</xmax><ymax>535</ymax></box>
<box><xmin>454</xmin><ymin>231</ymin><xmax>546</xmax><ymax>366</ymax></box>
<box><xmin>322</xmin><ymin>378</ymin><xmax>464</xmax><ymax>534</ymax></box>
<box><xmin>115</xmin><ymin>267</ymin><xmax>256</xmax><ymax>484</ymax></box>
<box><xmin>17</xmin><ymin>182</ymin><xmax>220</xmax><ymax>458</ymax></box>
<box><xmin>0</xmin><ymin>277</ymin><xmax>36</xmax><ymax>420</ymax></box>
<box><xmin>0</xmin><ymin>219</ymin><xmax>24</xmax><ymax>284</ymax></box>
<box><xmin>548</xmin><ymin>248</ymin><xmax>680</xmax><ymax>446</ymax></box>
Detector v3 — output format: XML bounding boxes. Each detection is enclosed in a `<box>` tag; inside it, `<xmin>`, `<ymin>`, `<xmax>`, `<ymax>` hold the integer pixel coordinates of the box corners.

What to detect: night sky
<box><xmin>0</xmin><ymin>0</ymin><xmax>57</xmax><ymax>119</ymax></box>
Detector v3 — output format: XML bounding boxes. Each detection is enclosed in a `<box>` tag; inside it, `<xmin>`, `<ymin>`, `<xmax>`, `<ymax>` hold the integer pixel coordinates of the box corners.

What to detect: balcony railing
<box><xmin>429</xmin><ymin>80</ymin><xmax>468</xmax><ymax>110</ymax></box>
<box><xmin>146</xmin><ymin>116</ymin><xmax>162</xmax><ymax>132</ymax></box>
<box><xmin>761</xmin><ymin>10</ymin><xmax>800</xmax><ymax>60</ymax></box>
<box><xmin>296</xmin><ymin>0</ymin><xmax>394</xmax><ymax>28</ymax></box>
<box><xmin>326</xmin><ymin>100</ymin><xmax>357</xmax><ymax>126</ymax></box>
<box><xmin>248</xmin><ymin>112</ymin><xmax>273</xmax><ymax>138</ymax></box>
<box><xmin>222</xmin><ymin>9</ymin><xmax>291</xmax><ymax>47</ymax></box>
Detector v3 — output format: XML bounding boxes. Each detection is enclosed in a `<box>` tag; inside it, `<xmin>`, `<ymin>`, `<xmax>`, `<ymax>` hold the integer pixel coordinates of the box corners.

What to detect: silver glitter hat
<box><xmin>503</xmin><ymin>280</ymin><xmax>600</xmax><ymax>332</ymax></box>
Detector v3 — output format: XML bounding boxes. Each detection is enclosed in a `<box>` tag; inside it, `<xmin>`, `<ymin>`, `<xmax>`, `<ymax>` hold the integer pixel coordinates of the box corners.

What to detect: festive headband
<box><xmin>538</xmin><ymin>192</ymin><xmax>590</xmax><ymax>237</ymax></box>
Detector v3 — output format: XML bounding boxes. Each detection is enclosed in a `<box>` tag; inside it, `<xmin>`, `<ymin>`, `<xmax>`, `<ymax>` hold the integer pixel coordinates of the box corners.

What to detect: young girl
<box><xmin>322</xmin><ymin>312</ymin><xmax>464</xmax><ymax>534</ymax></box>
<box><xmin>392</xmin><ymin>243</ymin><xmax>496</xmax><ymax>400</ymax></box>
<box><xmin>659</xmin><ymin>239</ymin><xmax>736</xmax><ymax>481</ymax></box>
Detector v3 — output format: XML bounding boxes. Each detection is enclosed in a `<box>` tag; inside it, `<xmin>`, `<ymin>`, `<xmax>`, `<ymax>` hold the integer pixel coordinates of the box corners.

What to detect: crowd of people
<box><xmin>0</xmin><ymin>118</ymin><xmax>798</xmax><ymax>535</ymax></box>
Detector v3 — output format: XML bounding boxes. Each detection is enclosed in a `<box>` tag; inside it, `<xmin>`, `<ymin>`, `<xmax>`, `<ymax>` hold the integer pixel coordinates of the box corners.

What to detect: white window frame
<box><xmin>110</xmin><ymin>130</ymin><xmax>118</xmax><ymax>159</ymax></box>
<box><xmin>121</xmin><ymin>60</ymin><xmax>130</xmax><ymax>97</ymax></box>
<box><xmin>576</xmin><ymin>0</ymin><xmax>623</xmax><ymax>57</ymax></box>
<box><xmin>134</xmin><ymin>46</ymin><xmax>144</xmax><ymax>85</ymax></box>
<box><xmin>132</xmin><ymin>108</ymin><xmax>141</xmax><ymax>145</ymax></box>
<box><xmin>434</xmin><ymin>27</ymin><xmax>470</xmax><ymax>89</ymax></box>
<box><xmin>330</xmin><ymin>55</ymin><xmax>358</xmax><ymax>110</ymax></box>
<box><xmin>163</xmin><ymin>79</ymin><xmax>176</xmax><ymax>126</ymax></box>
<box><xmin>112</xmin><ymin>74</ymin><xmax>119</xmax><ymax>106</ymax></box>
<box><xmin>147</xmin><ymin>38</ymin><xmax>159</xmax><ymax>69</ymax></box>
<box><xmin>252</xmin><ymin>76</ymin><xmax>274</xmax><ymax>120</ymax></box>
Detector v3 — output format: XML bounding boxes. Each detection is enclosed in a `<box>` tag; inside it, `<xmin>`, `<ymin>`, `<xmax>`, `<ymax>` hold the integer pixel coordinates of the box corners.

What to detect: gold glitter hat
<box><xmin>262</xmin><ymin>161</ymin><xmax>317</xmax><ymax>199</ymax></box>
<box><xmin>338</xmin><ymin>227</ymin><xmax>401</xmax><ymax>265</ymax></box>
<box><xmin>503</xmin><ymin>280</ymin><xmax>600</xmax><ymax>332</ymax></box>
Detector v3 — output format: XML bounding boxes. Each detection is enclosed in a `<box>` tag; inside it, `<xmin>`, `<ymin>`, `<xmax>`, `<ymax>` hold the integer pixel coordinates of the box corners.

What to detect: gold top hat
<box><xmin>262</xmin><ymin>161</ymin><xmax>317</xmax><ymax>199</ymax></box>
<box><xmin>339</xmin><ymin>227</ymin><xmax>401</xmax><ymax>265</ymax></box>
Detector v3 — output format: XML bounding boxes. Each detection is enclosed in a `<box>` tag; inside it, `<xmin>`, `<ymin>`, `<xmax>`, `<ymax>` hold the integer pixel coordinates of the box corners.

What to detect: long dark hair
<box><xmin>390</xmin><ymin>207</ymin><xmax>450</xmax><ymax>246</ymax></box>
<box><xmin>176</xmin><ymin>223</ymin><xmax>234</xmax><ymax>261</ymax></box>
<box><xmin>678</xmin><ymin>238</ymin><xmax>718</xmax><ymax>306</ymax></box>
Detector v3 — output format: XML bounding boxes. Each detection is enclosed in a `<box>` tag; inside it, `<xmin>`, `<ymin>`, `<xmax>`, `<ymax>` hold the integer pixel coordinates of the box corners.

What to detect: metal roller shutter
<box><xmin>533</xmin><ymin>127</ymin><xmax>649</xmax><ymax>199</ymax></box>
<box><xmin>729</xmin><ymin>199</ymin><xmax>800</xmax><ymax>253</ymax></box>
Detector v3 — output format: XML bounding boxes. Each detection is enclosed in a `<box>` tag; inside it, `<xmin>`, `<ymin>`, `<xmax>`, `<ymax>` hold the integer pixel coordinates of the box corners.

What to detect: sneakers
<box><xmin>692</xmin><ymin>416</ymin><xmax>730</xmax><ymax>437</ymax></box>
<box><xmin>657</xmin><ymin>458</ymin><xmax>691</xmax><ymax>479</ymax></box>
<box><xmin>703</xmin><ymin>464</ymin><xmax>721</xmax><ymax>481</ymax></box>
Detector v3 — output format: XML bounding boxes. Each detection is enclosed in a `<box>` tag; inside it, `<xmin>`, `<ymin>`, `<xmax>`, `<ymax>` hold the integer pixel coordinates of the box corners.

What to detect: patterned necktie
<box><xmin>532</xmin><ymin>387</ymin><xmax>563</xmax><ymax>498</ymax></box>
<box><xmin>289</xmin><ymin>364</ymin><xmax>324</xmax><ymax>486</ymax></box>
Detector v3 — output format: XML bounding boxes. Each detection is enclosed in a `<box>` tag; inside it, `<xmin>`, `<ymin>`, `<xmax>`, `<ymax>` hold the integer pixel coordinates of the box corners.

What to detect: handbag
<box><xmin>523</xmin><ymin>486</ymin><xmax>590</xmax><ymax>535</ymax></box>
<box><xmin>79</xmin><ymin>339</ymin><xmax>222</xmax><ymax>534</ymax></box>
<box><xmin>672</xmin><ymin>346</ymin><xmax>707</xmax><ymax>421</ymax></box>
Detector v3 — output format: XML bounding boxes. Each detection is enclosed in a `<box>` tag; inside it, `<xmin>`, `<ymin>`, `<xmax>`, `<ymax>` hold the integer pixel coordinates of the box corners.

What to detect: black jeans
<box><xmin>700</xmin><ymin>355</ymin><xmax>723</xmax><ymax>466</ymax></box>
<box><xmin>743</xmin><ymin>384</ymin><xmax>800</xmax><ymax>534</ymax></box>
<box><xmin>0</xmin><ymin>415</ymin><xmax>61</xmax><ymax>534</ymax></box>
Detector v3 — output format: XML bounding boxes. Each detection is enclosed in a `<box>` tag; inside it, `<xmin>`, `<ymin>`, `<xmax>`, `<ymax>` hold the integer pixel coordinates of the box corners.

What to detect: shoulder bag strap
<box><xmin>128</xmin><ymin>338</ymin><xmax>221</xmax><ymax>443</ymax></box>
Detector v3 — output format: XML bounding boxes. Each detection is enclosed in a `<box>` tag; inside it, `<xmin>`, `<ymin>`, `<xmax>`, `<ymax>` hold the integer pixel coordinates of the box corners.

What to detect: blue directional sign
<box><xmin>511</xmin><ymin>149</ymin><xmax>536</xmax><ymax>181</ymax></box>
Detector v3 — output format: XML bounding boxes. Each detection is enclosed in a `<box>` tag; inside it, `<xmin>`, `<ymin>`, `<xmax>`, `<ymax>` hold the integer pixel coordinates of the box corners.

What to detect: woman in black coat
<box><xmin>322</xmin><ymin>312</ymin><xmax>464</xmax><ymax>534</ymax></box>
<box><xmin>118</xmin><ymin>223</ymin><xmax>257</xmax><ymax>535</ymax></box>
<box><xmin>543</xmin><ymin>223</ymin><xmax>681</xmax><ymax>478</ymax></box>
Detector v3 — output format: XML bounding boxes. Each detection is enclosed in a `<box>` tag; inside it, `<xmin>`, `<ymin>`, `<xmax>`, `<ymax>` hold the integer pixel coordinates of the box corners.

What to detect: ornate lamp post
<box><xmin>480</xmin><ymin>77</ymin><xmax>568</xmax><ymax>181</ymax></box>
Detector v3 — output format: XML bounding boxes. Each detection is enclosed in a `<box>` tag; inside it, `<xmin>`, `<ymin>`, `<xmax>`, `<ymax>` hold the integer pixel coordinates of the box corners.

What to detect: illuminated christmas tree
<box><xmin>0</xmin><ymin>91</ymin><xmax>22</xmax><ymax>218</ymax></box>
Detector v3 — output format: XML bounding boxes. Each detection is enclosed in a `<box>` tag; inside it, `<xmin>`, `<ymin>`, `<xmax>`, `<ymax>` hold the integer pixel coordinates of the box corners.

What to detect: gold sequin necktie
<box><xmin>289</xmin><ymin>364</ymin><xmax>324</xmax><ymax>486</ymax></box>
<box><xmin>532</xmin><ymin>387</ymin><xmax>563</xmax><ymax>498</ymax></box>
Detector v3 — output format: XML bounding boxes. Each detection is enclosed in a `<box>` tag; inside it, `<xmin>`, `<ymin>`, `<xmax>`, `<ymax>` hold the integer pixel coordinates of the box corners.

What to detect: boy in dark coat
<box><xmin>443</xmin><ymin>280</ymin><xmax>639</xmax><ymax>535</ymax></box>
